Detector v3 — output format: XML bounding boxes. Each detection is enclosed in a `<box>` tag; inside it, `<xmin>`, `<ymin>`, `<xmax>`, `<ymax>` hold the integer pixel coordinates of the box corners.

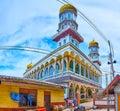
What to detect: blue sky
<box><xmin>0</xmin><ymin>0</ymin><xmax>120</xmax><ymax>88</ymax></box>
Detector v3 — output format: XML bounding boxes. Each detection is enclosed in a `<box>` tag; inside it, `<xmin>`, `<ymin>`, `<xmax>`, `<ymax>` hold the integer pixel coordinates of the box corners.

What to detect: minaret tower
<box><xmin>53</xmin><ymin>4</ymin><xmax>84</xmax><ymax>48</ymax></box>
<box><xmin>88</xmin><ymin>40</ymin><xmax>101</xmax><ymax>68</ymax></box>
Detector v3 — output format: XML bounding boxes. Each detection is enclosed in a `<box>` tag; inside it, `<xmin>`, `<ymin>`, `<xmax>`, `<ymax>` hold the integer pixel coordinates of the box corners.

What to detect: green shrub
<box><xmin>80</xmin><ymin>99</ymin><xmax>89</xmax><ymax>103</ymax></box>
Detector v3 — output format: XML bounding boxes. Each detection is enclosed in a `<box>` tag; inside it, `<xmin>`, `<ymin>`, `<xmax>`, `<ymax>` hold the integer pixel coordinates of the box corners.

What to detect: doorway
<box><xmin>44</xmin><ymin>91</ymin><xmax>51</xmax><ymax>111</ymax></box>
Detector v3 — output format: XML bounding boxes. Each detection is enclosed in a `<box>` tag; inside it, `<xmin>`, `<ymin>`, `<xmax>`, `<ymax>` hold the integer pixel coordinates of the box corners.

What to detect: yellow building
<box><xmin>0</xmin><ymin>75</ymin><xmax>64</xmax><ymax>111</ymax></box>
<box><xmin>24</xmin><ymin>4</ymin><xmax>102</xmax><ymax>100</ymax></box>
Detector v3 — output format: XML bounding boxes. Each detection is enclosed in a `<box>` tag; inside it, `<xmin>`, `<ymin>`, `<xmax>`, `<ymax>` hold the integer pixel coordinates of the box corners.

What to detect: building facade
<box><xmin>24</xmin><ymin>4</ymin><xmax>102</xmax><ymax>99</ymax></box>
<box><xmin>0</xmin><ymin>75</ymin><xmax>64</xmax><ymax>111</ymax></box>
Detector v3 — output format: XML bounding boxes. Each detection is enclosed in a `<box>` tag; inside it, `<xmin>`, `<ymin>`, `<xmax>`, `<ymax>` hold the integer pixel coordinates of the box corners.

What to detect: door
<box><xmin>44</xmin><ymin>91</ymin><xmax>51</xmax><ymax>111</ymax></box>
<box><xmin>118</xmin><ymin>93</ymin><xmax>120</xmax><ymax>111</ymax></box>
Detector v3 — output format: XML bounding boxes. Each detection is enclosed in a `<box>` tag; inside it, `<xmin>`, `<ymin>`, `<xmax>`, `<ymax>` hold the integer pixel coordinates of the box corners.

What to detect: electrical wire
<box><xmin>59</xmin><ymin>0</ymin><xmax>108</xmax><ymax>42</ymax></box>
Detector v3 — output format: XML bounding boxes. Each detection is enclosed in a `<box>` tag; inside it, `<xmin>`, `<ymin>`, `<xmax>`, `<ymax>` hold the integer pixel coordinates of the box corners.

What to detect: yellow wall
<box><xmin>37</xmin><ymin>89</ymin><xmax>44</xmax><ymax>107</ymax></box>
<box><xmin>0</xmin><ymin>85</ymin><xmax>19</xmax><ymax>108</ymax></box>
<box><xmin>51</xmin><ymin>90</ymin><xmax>64</xmax><ymax>102</ymax></box>
<box><xmin>0</xmin><ymin>84</ymin><xmax>64</xmax><ymax>108</ymax></box>
<box><xmin>37</xmin><ymin>89</ymin><xmax>64</xmax><ymax>107</ymax></box>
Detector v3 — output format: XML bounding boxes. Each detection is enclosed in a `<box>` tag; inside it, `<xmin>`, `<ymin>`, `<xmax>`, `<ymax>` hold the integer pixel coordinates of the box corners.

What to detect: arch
<box><xmin>56</xmin><ymin>63</ymin><xmax>60</xmax><ymax>74</ymax></box>
<box><xmin>41</xmin><ymin>70</ymin><xmax>44</xmax><ymax>78</ymax></box>
<box><xmin>81</xmin><ymin>65</ymin><xmax>84</xmax><ymax>76</ymax></box>
<box><xmin>63</xmin><ymin>59</ymin><xmax>67</xmax><ymax>72</ymax></box>
<box><xmin>69</xmin><ymin>83</ymin><xmax>74</xmax><ymax>98</ymax></box>
<box><xmin>45</xmin><ymin>67</ymin><xmax>49</xmax><ymax>77</ymax></box>
<box><xmin>36</xmin><ymin>71</ymin><xmax>39</xmax><ymax>80</ymax></box>
<box><xmin>50</xmin><ymin>58</ymin><xmax>55</xmax><ymax>64</ymax></box>
<box><xmin>37</xmin><ymin>67</ymin><xmax>40</xmax><ymax>71</ymax></box>
<box><xmin>38</xmin><ymin>71</ymin><xmax>41</xmax><ymax>79</ymax></box>
<box><xmin>80</xmin><ymin>86</ymin><xmax>85</xmax><ymax>99</ymax></box>
<box><xmin>75</xmin><ymin>85</ymin><xmax>80</xmax><ymax>94</ymax></box>
<box><xmin>87</xmin><ymin>88</ymin><xmax>92</xmax><ymax>98</ymax></box>
<box><xmin>41</xmin><ymin>64</ymin><xmax>44</xmax><ymax>69</ymax></box>
<box><xmin>81</xmin><ymin>60</ymin><xmax>85</xmax><ymax>66</ymax></box>
<box><xmin>75</xmin><ymin>64</ymin><xmax>79</xmax><ymax>74</ymax></box>
<box><xmin>56</xmin><ymin>55</ymin><xmax>62</xmax><ymax>61</ymax></box>
<box><xmin>64</xmin><ymin>51</ymin><xmax>69</xmax><ymax>57</ymax></box>
<box><xmin>86</xmin><ymin>69</ymin><xmax>88</xmax><ymax>78</ymax></box>
<box><xmin>75</xmin><ymin>55</ymin><xmax>80</xmax><ymax>62</ymax></box>
<box><xmin>69</xmin><ymin>51</ymin><xmax>75</xmax><ymax>58</ymax></box>
<box><xmin>69</xmin><ymin>60</ymin><xmax>73</xmax><ymax>71</ymax></box>
<box><xmin>49</xmin><ymin>65</ymin><xmax>54</xmax><ymax>75</ymax></box>
<box><xmin>45</xmin><ymin>62</ymin><xmax>49</xmax><ymax>67</ymax></box>
<box><xmin>80</xmin><ymin>86</ymin><xmax>85</xmax><ymax>94</ymax></box>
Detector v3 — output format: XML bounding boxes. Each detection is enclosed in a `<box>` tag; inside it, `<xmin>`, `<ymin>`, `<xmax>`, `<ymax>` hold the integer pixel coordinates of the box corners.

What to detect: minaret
<box><xmin>88</xmin><ymin>40</ymin><xmax>101</xmax><ymax>68</ymax></box>
<box><xmin>52</xmin><ymin>4</ymin><xmax>84</xmax><ymax>48</ymax></box>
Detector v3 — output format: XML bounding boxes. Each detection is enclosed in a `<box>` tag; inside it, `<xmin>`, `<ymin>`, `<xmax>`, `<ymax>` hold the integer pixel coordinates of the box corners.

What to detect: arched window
<box><xmin>63</xmin><ymin>60</ymin><xmax>67</xmax><ymax>72</ymax></box>
<box><xmin>38</xmin><ymin>71</ymin><xmax>41</xmax><ymax>79</ymax></box>
<box><xmin>75</xmin><ymin>64</ymin><xmax>79</xmax><ymax>74</ymax></box>
<box><xmin>45</xmin><ymin>68</ymin><xmax>48</xmax><ymax>77</ymax></box>
<box><xmin>41</xmin><ymin>70</ymin><xmax>44</xmax><ymax>78</ymax></box>
<box><xmin>89</xmin><ymin>72</ymin><xmax>92</xmax><ymax>79</ymax></box>
<box><xmin>69</xmin><ymin>60</ymin><xmax>73</xmax><ymax>71</ymax></box>
<box><xmin>69</xmin><ymin>84</ymin><xmax>74</xmax><ymax>98</ymax></box>
<box><xmin>81</xmin><ymin>66</ymin><xmax>84</xmax><ymax>76</ymax></box>
<box><xmin>36</xmin><ymin>72</ymin><xmax>39</xmax><ymax>80</ymax></box>
<box><xmin>56</xmin><ymin>63</ymin><xmax>59</xmax><ymax>74</ymax></box>
<box><xmin>86</xmin><ymin>69</ymin><xmax>88</xmax><ymax>78</ymax></box>
<box><xmin>49</xmin><ymin>65</ymin><xmax>54</xmax><ymax>75</ymax></box>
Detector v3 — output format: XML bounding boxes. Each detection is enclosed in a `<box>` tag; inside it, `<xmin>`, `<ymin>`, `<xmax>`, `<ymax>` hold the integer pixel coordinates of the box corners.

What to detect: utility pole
<box><xmin>108</xmin><ymin>40</ymin><xmax>116</xmax><ymax>80</ymax></box>
<box><xmin>106</xmin><ymin>74</ymin><xmax>110</xmax><ymax>111</ymax></box>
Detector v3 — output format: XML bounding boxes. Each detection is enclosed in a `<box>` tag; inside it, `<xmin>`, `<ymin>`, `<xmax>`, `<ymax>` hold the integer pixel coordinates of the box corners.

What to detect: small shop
<box><xmin>103</xmin><ymin>75</ymin><xmax>120</xmax><ymax>111</ymax></box>
<box><xmin>0</xmin><ymin>75</ymin><xmax>65</xmax><ymax>111</ymax></box>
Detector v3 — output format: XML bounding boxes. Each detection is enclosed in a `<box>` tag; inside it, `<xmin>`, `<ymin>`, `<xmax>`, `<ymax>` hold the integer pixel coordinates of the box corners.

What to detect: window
<box><xmin>49</xmin><ymin>65</ymin><xmax>54</xmax><ymax>75</ymax></box>
<box><xmin>56</xmin><ymin>63</ymin><xmax>60</xmax><ymax>74</ymax></box>
<box><xmin>75</xmin><ymin>64</ymin><xmax>79</xmax><ymax>74</ymax></box>
<box><xmin>19</xmin><ymin>89</ymin><xmax>37</xmax><ymax>107</ymax></box>
<box><xmin>72</xmin><ymin>39</ymin><xmax>74</xmax><ymax>44</ymax></box>
<box><xmin>69</xmin><ymin>60</ymin><xmax>73</xmax><ymax>71</ymax></box>
<box><xmin>75</xmin><ymin>42</ymin><xmax>78</xmax><ymax>47</ymax></box>
<box><xmin>45</xmin><ymin>68</ymin><xmax>48</xmax><ymax>77</ymax></box>
<box><xmin>86</xmin><ymin>69</ymin><xmax>88</xmax><ymax>78</ymax></box>
<box><xmin>36</xmin><ymin>72</ymin><xmax>39</xmax><ymax>80</ymax></box>
<box><xmin>59</xmin><ymin>42</ymin><xmax>61</xmax><ymax>46</ymax></box>
<box><xmin>64</xmin><ymin>39</ymin><xmax>66</xmax><ymax>44</ymax></box>
<box><xmin>41</xmin><ymin>70</ymin><xmax>44</xmax><ymax>78</ymax></box>
<box><xmin>89</xmin><ymin>72</ymin><xmax>92</xmax><ymax>79</ymax></box>
<box><xmin>63</xmin><ymin>60</ymin><xmax>67</xmax><ymax>72</ymax></box>
<box><xmin>81</xmin><ymin>66</ymin><xmax>84</xmax><ymax>76</ymax></box>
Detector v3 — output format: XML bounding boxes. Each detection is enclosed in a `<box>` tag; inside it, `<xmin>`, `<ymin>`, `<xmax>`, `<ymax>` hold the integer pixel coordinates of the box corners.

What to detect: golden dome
<box><xmin>89</xmin><ymin>40</ymin><xmax>99</xmax><ymax>47</ymax></box>
<box><xmin>59</xmin><ymin>4</ymin><xmax>77</xmax><ymax>15</ymax></box>
<box><xmin>27</xmin><ymin>62</ymin><xmax>33</xmax><ymax>70</ymax></box>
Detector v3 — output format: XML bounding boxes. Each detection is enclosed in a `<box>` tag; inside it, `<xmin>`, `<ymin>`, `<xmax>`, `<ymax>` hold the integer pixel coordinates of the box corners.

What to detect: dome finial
<box><xmin>59</xmin><ymin>4</ymin><xmax>77</xmax><ymax>15</ymax></box>
<box><xmin>89</xmin><ymin>40</ymin><xmax>99</xmax><ymax>47</ymax></box>
<box><xmin>27</xmin><ymin>62</ymin><xmax>33</xmax><ymax>70</ymax></box>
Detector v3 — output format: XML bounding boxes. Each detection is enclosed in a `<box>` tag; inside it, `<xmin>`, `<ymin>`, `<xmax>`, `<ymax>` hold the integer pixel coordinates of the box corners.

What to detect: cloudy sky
<box><xmin>0</xmin><ymin>0</ymin><xmax>120</xmax><ymax>88</ymax></box>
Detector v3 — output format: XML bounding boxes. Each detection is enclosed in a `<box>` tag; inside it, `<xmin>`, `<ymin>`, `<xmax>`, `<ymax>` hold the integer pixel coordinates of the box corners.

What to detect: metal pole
<box><xmin>106</xmin><ymin>74</ymin><xmax>110</xmax><ymax>111</ymax></box>
<box><xmin>108</xmin><ymin>40</ymin><xmax>115</xmax><ymax>80</ymax></box>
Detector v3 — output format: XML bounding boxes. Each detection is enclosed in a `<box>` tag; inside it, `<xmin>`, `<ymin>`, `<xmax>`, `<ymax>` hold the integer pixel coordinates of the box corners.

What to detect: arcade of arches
<box><xmin>25</xmin><ymin>51</ymin><xmax>100</xmax><ymax>98</ymax></box>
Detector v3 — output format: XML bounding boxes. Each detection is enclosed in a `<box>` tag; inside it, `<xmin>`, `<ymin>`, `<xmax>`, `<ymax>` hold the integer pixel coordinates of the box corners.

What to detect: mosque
<box><xmin>23</xmin><ymin>4</ymin><xmax>102</xmax><ymax>99</ymax></box>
